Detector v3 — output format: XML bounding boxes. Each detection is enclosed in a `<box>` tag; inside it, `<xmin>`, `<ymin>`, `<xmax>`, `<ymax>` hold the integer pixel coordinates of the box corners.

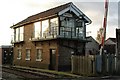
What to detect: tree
<box><xmin>96</xmin><ymin>27</ymin><xmax>103</xmax><ymax>44</ymax></box>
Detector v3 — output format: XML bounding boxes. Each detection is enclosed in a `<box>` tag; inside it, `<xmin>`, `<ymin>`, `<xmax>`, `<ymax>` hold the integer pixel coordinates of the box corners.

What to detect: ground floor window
<box><xmin>36</xmin><ymin>49</ymin><xmax>42</xmax><ymax>61</ymax></box>
<box><xmin>17</xmin><ymin>49</ymin><xmax>22</xmax><ymax>60</ymax></box>
<box><xmin>26</xmin><ymin>49</ymin><xmax>31</xmax><ymax>60</ymax></box>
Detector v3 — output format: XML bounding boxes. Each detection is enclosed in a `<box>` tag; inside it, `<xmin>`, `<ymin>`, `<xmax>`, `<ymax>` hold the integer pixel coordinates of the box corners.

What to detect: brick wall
<box><xmin>13</xmin><ymin>23</ymin><xmax>58</xmax><ymax>69</ymax></box>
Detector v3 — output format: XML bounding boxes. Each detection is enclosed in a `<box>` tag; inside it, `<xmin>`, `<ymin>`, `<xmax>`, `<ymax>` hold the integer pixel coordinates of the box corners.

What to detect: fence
<box><xmin>71</xmin><ymin>55</ymin><xmax>95</xmax><ymax>76</ymax></box>
<box><xmin>71</xmin><ymin>54</ymin><xmax>117</xmax><ymax>76</ymax></box>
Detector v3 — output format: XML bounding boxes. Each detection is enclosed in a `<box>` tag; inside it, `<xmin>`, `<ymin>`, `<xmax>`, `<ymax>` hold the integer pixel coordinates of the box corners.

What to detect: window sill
<box><xmin>17</xmin><ymin>58</ymin><xmax>21</xmax><ymax>60</ymax></box>
<box><xmin>12</xmin><ymin>41</ymin><xmax>24</xmax><ymax>44</ymax></box>
<box><xmin>36</xmin><ymin>59</ymin><xmax>42</xmax><ymax>62</ymax></box>
<box><xmin>25</xmin><ymin>58</ymin><xmax>30</xmax><ymax>61</ymax></box>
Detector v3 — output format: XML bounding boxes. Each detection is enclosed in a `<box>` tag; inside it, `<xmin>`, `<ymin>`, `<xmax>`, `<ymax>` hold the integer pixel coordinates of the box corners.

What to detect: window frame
<box><xmin>17</xmin><ymin>49</ymin><xmax>22</xmax><ymax>60</ymax></box>
<box><xmin>15</xmin><ymin>26</ymin><xmax>24</xmax><ymax>42</ymax></box>
<box><xmin>50</xmin><ymin>17</ymin><xmax>58</xmax><ymax>36</ymax></box>
<box><xmin>25</xmin><ymin>49</ymin><xmax>31</xmax><ymax>61</ymax></box>
<box><xmin>36</xmin><ymin>49</ymin><xmax>43</xmax><ymax>61</ymax></box>
<box><xmin>42</xmin><ymin>19</ymin><xmax>49</xmax><ymax>38</ymax></box>
<box><xmin>20</xmin><ymin>27</ymin><xmax>24</xmax><ymax>41</ymax></box>
<box><xmin>34</xmin><ymin>21</ymin><xmax>41</xmax><ymax>39</ymax></box>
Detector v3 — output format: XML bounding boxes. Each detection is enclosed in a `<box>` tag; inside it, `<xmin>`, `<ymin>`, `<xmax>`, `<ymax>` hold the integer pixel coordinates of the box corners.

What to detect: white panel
<box><xmin>58</xmin><ymin>7</ymin><xmax>70</xmax><ymax>15</ymax></box>
<box><xmin>70</xmin><ymin>7</ymin><xmax>80</xmax><ymax>16</ymax></box>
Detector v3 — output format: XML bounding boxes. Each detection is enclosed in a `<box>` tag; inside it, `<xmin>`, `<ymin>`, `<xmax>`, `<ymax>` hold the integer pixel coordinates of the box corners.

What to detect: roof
<box><xmin>106</xmin><ymin>38</ymin><xmax>116</xmax><ymax>43</ymax></box>
<box><xmin>11</xmin><ymin>2</ymin><xmax>91</xmax><ymax>28</ymax></box>
<box><xmin>86</xmin><ymin>36</ymin><xmax>99</xmax><ymax>44</ymax></box>
<box><xmin>105</xmin><ymin>38</ymin><xmax>116</xmax><ymax>45</ymax></box>
<box><xmin>0</xmin><ymin>45</ymin><xmax>13</xmax><ymax>48</ymax></box>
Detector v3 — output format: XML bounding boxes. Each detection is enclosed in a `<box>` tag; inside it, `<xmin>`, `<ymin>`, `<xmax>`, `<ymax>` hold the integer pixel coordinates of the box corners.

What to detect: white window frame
<box><xmin>15</xmin><ymin>28</ymin><xmax>19</xmax><ymax>42</ymax></box>
<box><xmin>25</xmin><ymin>49</ymin><xmax>31</xmax><ymax>61</ymax></box>
<box><xmin>42</xmin><ymin>20</ymin><xmax>49</xmax><ymax>37</ymax></box>
<box><xmin>17</xmin><ymin>49</ymin><xmax>22</xmax><ymax>60</ymax></box>
<box><xmin>36</xmin><ymin>49</ymin><xmax>42</xmax><ymax>61</ymax></box>
<box><xmin>50</xmin><ymin>17</ymin><xmax>58</xmax><ymax>36</ymax></box>
<box><xmin>15</xmin><ymin>26</ymin><xmax>24</xmax><ymax>42</ymax></box>
<box><xmin>34</xmin><ymin>21</ymin><xmax>41</xmax><ymax>39</ymax></box>
<box><xmin>20</xmin><ymin>27</ymin><xmax>24</xmax><ymax>41</ymax></box>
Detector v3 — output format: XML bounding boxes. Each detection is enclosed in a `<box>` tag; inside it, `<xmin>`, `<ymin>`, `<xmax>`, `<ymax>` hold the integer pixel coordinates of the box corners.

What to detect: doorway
<box><xmin>49</xmin><ymin>49</ymin><xmax>56</xmax><ymax>70</ymax></box>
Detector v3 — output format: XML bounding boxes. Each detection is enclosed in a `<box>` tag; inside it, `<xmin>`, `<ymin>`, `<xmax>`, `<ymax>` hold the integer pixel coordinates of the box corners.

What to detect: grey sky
<box><xmin>0</xmin><ymin>0</ymin><xmax>118</xmax><ymax>45</ymax></box>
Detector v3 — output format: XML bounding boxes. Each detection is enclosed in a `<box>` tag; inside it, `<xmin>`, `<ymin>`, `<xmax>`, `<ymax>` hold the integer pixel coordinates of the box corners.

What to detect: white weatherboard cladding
<box><xmin>58</xmin><ymin>7</ymin><xmax>70</xmax><ymax>16</ymax></box>
<box><xmin>58</xmin><ymin>3</ymin><xmax>91</xmax><ymax>24</ymax></box>
<box><xmin>58</xmin><ymin>6</ymin><xmax>80</xmax><ymax>17</ymax></box>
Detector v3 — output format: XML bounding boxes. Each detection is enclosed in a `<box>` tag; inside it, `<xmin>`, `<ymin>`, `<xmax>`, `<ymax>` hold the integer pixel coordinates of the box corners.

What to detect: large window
<box><xmin>61</xmin><ymin>17</ymin><xmax>74</xmax><ymax>27</ymax></box>
<box><xmin>60</xmin><ymin>16</ymin><xmax>75</xmax><ymax>37</ymax></box>
<box><xmin>15</xmin><ymin>26</ymin><xmax>24</xmax><ymax>42</ymax></box>
<box><xmin>17</xmin><ymin>49</ymin><xmax>22</xmax><ymax>60</ymax></box>
<box><xmin>42</xmin><ymin>20</ymin><xmax>49</xmax><ymax>37</ymax></box>
<box><xmin>20</xmin><ymin>27</ymin><xmax>24</xmax><ymax>41</ymax></box>
<box><xmin>50</xmin><ymin>18</ymin><xmax>58</xmax><ymax>36</ymax></box>
<box><xmin>34</xmin><ymin>22</ymin><xmax>41</xmax><ymax>38</ymax></box>
<box><xmin>36</xmin><ymin>49</ymin><xmax>42</xmax><ymax>61</ymax></box>
<box><xmin>15</xmin><ymin>28</ymin><xmax>19</xmax><ymax>42</ymax></box>
<box><xmin>26</xmin><ymin>49</ymin><xmax>31</xmax><ymax>60</ymax></box>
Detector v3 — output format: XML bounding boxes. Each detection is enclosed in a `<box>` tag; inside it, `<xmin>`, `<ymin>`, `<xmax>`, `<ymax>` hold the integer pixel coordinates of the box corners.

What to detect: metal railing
<box><xmin>59</xmin><ymin>27</ymin><xmax>84</xmax><ymax>39</ymax></box>
<box><xmin>32</xmin><ymin>26</ymin><xmax>84</xmax><ymax>40</ymax></box>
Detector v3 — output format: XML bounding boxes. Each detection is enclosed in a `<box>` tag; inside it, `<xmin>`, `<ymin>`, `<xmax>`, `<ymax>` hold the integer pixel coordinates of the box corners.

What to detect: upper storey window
<box><xmin>61</xmin><ymin>13</ymin><xmax>75</xmax><ymax>28</ymax></box>
<box><xmin>34</xmin><ymin>22</ymin><xmax>41</xmax><ymax>39</ymax></box>
<box><xmin>42</xmin><ymin>20</ymin><xmax>49</xmax><ymax>37</ymax></box>
<box><xmin>20</xmin><ymin>27</ymin><xmax>24</xmax><ymax>41</ymax></box>
<box><xmin>15</xmin><ymin>26</ymin><xmax>24</xmax><ymax>42</ymax></box>
<box><xmin>50</xmin><ymin>18</ymin><xmax>58</xmax><ymax>36</ymax></box>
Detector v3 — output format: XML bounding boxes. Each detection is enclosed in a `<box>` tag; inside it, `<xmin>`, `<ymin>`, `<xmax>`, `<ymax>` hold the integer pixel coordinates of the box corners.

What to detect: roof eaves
<box><xmin>10</xmin><ymin>14</ymin><xmax>58</xmax><ymax>28</ymax></box>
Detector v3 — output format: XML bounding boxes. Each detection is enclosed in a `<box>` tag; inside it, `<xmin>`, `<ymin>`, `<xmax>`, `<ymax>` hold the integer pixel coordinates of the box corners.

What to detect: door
<box><xmin>49</xmin><ymin>49</ymin><xmax>56</xmax><ymax>70</ymax></box>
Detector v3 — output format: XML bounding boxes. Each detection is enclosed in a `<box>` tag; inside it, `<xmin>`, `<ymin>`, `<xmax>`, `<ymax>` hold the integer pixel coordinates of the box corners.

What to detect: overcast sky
<box><xmin>0</xmin><ymin>0</ymin><xmax>119</xmax><ymax>45</ymax></box>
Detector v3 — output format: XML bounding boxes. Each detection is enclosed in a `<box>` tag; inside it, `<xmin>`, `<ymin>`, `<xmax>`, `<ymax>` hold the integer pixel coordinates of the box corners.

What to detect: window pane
<box><xmin>36</xmin><ymin>49</ymin><xmax>42</xmax><ymax>60</ymax></box>
<box><xmin>76</xmin><ymin>27</ymin><xmax>83</xmax><ymax>37</ymax></box>
<box><xmin>61</xmin><ymin>17</ymin><xmax>74</xmax><ymax>27</ymax></box>
<box><xmin>50</xmin><ymin>18</ymin><xmax>58</xmax><ymax>36</ymax></box>
<box><xmin>34</xmin><ymin>22</ymin><xmax>41</xmax><ymax>38</ymax></box>
<box><xmin>42</xmin><ymin>20</ymin><xmax>49</xmax><ymax>37</ymax></box>
<box><xmin>50</xmin><ymin>18</ymin><xmax>58</xmax><ymax>27</ymax></box>
<box><xmin>61</xmin><ymin>19</ymin><xmax>67</xmax><ymax>27</ymax></box>
<box><xmin>15</xmin><ymin>28</ymin><xmax>19</xmax><ymax>42</ymax></box>
<box><xmin>67</xmin><ymin>18</ymin><xmax>74</xmax><ymax>27</ymax></box>
<box><xmin>20</xmin><ymin>27</ymin><xmax>24</xmax><ymax>41</ymax></box>
<box><xmin>76</xmin><ymin>21</ymin><xmax>82</xmax><ymax>27</ymax></box>
<box><xmin>26</xmin><ymin>49</ymin><xmax>30</xmax><ymax>60</ymax></box>
<box><xmin>15</xmin><ymin>27</ymin><xmax>24</xmax><ymax>42</ymax></box>
<box><xmin>17</xmin><ymin>49</ymin><xmax>22</xmax><ymax>59</ymax></box>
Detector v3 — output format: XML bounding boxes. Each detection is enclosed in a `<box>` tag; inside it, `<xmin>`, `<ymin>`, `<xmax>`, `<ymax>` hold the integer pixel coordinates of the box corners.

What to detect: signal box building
<box><xmin>11</xmin><ymin>2</ymin><xmax>91</xmax><ymax>71</ymax></box>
